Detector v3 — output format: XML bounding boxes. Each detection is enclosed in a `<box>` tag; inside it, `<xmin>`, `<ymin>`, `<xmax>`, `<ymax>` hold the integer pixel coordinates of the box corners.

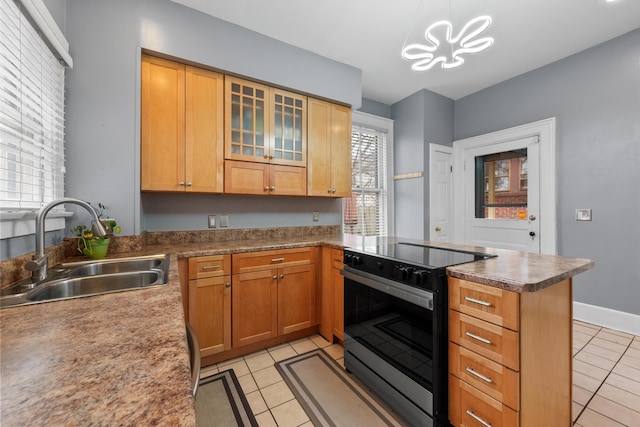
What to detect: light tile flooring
<box><xmin>200</xmin><ymin>321</ymin><xmax>640</xmax><ymax>427</ymax></box>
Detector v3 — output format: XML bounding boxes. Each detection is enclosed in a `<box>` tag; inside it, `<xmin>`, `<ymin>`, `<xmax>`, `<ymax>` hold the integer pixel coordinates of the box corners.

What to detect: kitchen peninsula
<box><xmin>0</xmin><ymin>229</ymin><xmax>593</xmax><ymax>426</ymax></box>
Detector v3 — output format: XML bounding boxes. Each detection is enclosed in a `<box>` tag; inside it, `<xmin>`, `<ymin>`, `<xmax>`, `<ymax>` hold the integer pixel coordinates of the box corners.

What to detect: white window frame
<box><xmin>345</xmin><ymin>111</ymin><xmax>394</xmax><ymax>239</ymax></box>
<box><xmin>0</xmin><ymin>0</ymin><xmax>72</xmax><ymax>239</ymax></box>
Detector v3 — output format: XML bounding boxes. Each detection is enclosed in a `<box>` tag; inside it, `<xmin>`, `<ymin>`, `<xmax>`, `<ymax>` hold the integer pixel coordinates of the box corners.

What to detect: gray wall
<box><xmin>390</xmin><ymin>90</ymin><xmax>454</xmax><ymax>240</ymax></box>
<box><xmin>454</xmin><ymin>29</ymin><xmax>640</xmax><ymax>315</ymax></box>
<box><xmin>59</xmin><ymin>0</ymin><xmax>360</xmax><ymax>240</ymax></box>
<box><xmin>358</xmin><ymin>98</ymin><xmax>392</xmax><ymax>119</ymax></box>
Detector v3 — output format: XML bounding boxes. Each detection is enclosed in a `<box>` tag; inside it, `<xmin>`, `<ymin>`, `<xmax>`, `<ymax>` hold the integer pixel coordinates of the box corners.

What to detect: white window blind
<box><xmin>344</xmin><ymin>124</ymin><xmax>389</xmax><ymax>237</ymax></box>
<box><xmin>0</xmin><ymin>0</ymin><xmax>66</xmax><ymax>211</ymax></box>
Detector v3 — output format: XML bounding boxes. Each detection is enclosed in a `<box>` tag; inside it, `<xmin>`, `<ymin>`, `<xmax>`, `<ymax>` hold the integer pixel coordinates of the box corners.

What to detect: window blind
<box><xmin>0</xmin><ymin>0</ymin><xmax>66</xmax><ymax>210</ymax></box>
<box><xmin>344</xmin><ymin>125</ymin><xmax>388</xmax><ymax>237</ymax></box>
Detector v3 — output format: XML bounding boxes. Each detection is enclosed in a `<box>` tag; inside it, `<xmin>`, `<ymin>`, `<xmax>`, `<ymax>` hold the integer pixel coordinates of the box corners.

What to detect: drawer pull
<box><xmin>271</xmin><ymin>257</ymin><xmax>285</xmax><ymax>262</ymax></box>
<box><xmin>466</xmin><ymin>410</ymin><xmax>492</xmax><ymax>427</ymax></box>
<box><xmin>201</xmin><ymin>265</ymin><xmax>221</xmax><ymax>270</ymax></box>
<box><xmin>464</xmin><ymin>296</ymin><xmax>492</xmax><ymax>307</ymax></box>
<box><xmin>465</xmin><ymin>331</ymin><xmax>492</xmax><ymax>345</ymax></box>
<box><xmin>465</xmin><ymin>367</ymin><xmax>493</xmax><ymax>383</ymax></box>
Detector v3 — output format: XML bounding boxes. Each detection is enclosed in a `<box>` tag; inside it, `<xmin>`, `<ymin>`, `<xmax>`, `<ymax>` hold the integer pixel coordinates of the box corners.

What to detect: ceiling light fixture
<box><xmin>401</xmin><ymin>12</ymin><xmax>494</xmax><ymax>71</ymax></box>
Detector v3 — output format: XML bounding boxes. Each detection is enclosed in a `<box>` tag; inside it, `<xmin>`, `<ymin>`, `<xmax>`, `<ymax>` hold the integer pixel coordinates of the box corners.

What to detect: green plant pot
<box><xmin>83</xmin><ymin>238</ymin><xmax>110</xmax><ymax>260</ymax></box>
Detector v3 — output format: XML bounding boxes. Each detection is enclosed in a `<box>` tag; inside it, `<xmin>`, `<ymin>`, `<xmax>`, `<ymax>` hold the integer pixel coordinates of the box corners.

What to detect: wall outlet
<box><xmin>312</xmin><ymin>211</ymin><xmax>319</xmax><ymax>222</ymax></box>
<box><xmin>220</xmin><ymin>214</ymin><xmax>229</xmax><ymax>227</ymax></box>
<box><xmin>576</xmin><ymin>209</ymin><xmax>592</xmax><ymax>221</ymax></box>
<box><xmin>208</xmin><ymin>215</ymin><xmax>216</xmax><ymax>228</ymax></box>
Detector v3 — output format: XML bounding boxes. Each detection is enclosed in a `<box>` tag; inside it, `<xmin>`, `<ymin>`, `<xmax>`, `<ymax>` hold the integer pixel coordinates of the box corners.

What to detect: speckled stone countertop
<box><xmin>0</xmin><ymin>231</ymin><xmax>593</xmax><ymax>426</ymax></box>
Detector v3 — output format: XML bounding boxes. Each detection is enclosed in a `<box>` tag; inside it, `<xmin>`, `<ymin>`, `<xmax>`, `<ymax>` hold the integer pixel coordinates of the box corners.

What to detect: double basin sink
<box><xmin>1</xmin><ymin>254</ymin><xmax>170</xmax><ymax>308</ymax></box>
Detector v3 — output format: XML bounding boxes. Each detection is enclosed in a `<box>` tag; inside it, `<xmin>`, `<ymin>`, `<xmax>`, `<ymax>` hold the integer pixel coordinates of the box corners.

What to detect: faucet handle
<box><xmin>25</xmin><ymin>253</ymin><xmax>49</xmax><ymax>271</ymax></box>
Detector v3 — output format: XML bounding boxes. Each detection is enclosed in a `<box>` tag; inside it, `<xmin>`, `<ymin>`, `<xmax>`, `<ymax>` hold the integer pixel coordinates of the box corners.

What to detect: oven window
<box><xmin>344</xmin><ymin>278</ymin><xmax>434</xmax><ymax>389</ymax></box>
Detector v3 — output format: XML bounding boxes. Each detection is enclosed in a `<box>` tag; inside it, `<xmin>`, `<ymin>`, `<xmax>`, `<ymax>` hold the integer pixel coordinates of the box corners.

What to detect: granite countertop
<box><xmin>0</xmin><ymin>232</ymin><xmax>594</xmax><ymax>426</ymax></box>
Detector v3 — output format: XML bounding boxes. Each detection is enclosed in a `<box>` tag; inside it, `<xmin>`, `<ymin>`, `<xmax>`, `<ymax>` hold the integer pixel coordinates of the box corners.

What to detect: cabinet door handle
<box><xmin>270</xmin><ymin>186</ymin><xmax>275</xmax><ymax>191</ymax></box>
<box><xmin>465</xmin><ymin>367</ymin><xmax>493</xmax><ymax>383</ymax></box>
<box><xmin>465</xmin><ymin>331</ymin><xmax>492</xmax><ymax>345</ymax></box>
<box><xmin>273</xmin><ymin>275</ymin><xmax>278</xmax><ymax>280</ymax></box>
<box><xmin>264</xmin><ymin>186</ymin><xmax>270</xmax><ymax>192</ymax></box>
<box><xmin>178</xmin><ymin>181</ymin><xmax>185</xmax><ymax>186</ymax></box>
<box><xmin>466</xmin><ymin>410</ymin><xmax>492</xmax><ymax>427</ymax></box>
<box><xmin>186</xmin><ymin>182</ymin><xmax>192</xmax><ymax>186</ymax></box>
<box><xmin>271</xmin><ymin>257</ymin><xmax>285</xmax><ymax>262</ymax></box>
<box><xmin>225</xmin><ymin>283</ymin><xmax>231</xmax><ymax>288</ymax></box>
<box><xmin>464</xmin><ymin>296</ymin><xmax>492</xmax><ymax>307</ymax></box>
<box><xmin>280</xmin><ymin>274</ymin><xmax>284</xmax><ymax>279</ymax></box>
<box><xmin>202</xmin><ymin>265</ymin><xmax>221</xmax><ymax>270</ymax></box>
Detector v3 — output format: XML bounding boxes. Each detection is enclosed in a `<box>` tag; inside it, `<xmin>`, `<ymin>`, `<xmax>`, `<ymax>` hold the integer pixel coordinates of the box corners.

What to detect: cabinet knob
<box><xmin>331</xmin><ymin>188</ymin><xmax>336</xmax><ymax>193</ymax></box>
<box><xmin>264</xmin><ymin>154</ymin><xmax>269</xmax><ymax>159</ymax></box>
<box><xmin>186</xmin><ymin>182</ymin><xmax>192</xmax><ymax>187</ymax></box>
<box><xmin>225</xmin><ymin>283</ymin><xmax>231</xmax><ymax>288</ymax></box>
<box><xmin>327</xmin><ymin>189</ymin><xmax>332</xmax><ymax>193</ymax></box>
<box><xmin>280</xmin><ymin>274</ymin><xmax>284</xmax><ymax>279</ymax></box>
<box><xmin>270</xmin><ymin>186</ymin><xmax>275</xmax><ymax>191</ymax></box>
<box><xmin>273</xmin><ymin>275</ymin><xmax>278</xmax><ymax>280</ymax></box>
<box><xmin>264</xmin><ymin>186</ymin><xmax>270</xmax><ymax>192</ymax></box>
<box><xmin>435</xmin><ymin>226</ymin><xmax>441</xmax><ymax>232</ymax></box>
<box><xmin>178</xmin><ymin>181</ymin><xmax>185</xmax><ymax>186</ymax></box>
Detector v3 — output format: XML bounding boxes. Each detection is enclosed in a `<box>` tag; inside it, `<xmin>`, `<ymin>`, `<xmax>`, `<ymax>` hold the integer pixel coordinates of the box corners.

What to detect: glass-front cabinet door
<box><xmin>225</xmin><ymin>77</ymin><xmax>306</xmax><ymax>167</ymax></box>
<box><xmin>271</xmin><ymin>89</ymin><xmax>306</xmax><ymax>166</ymax></box>
<box><xmin>225</xmin><ymin>77</ymin><xmax>270</xmax><ymax>163</ymax></box>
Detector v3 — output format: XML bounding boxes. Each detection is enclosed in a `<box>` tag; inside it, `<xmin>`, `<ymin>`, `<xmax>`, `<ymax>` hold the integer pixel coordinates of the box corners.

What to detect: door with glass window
<box><xmin>464</xmin><ymin>136</ymin><xmax>540</xmax><ymax>252</ymax></box>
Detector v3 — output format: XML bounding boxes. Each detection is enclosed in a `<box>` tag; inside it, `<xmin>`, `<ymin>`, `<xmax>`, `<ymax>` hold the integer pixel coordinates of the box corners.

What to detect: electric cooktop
<box><xmin>354</xmin><ymin>242</ymin><xmax>495</xmax><ymax>269</ymax></box>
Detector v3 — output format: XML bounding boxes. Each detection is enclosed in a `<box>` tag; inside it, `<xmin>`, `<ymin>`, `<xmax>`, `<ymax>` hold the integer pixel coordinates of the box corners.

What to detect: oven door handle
<box><xmin>342</xmin><ymin>267</ymin><xmax>434</xmax><ymax>311</ymax></box>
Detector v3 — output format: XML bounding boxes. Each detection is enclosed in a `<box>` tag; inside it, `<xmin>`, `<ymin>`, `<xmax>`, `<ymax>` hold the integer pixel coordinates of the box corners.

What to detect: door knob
<box><xmin>529</xmin><ymin>214</ymin><xmax>536</xmax><ymax>221</ymax></box>
<box><xmin>435</xmin><ymin>227</ymin><xmax>441</xmax><ymax>232</ymax></box>
<box><xmin>529</xmin><ymin>231</ymin><xmax>536</xmax><ymax>237</ymax></box>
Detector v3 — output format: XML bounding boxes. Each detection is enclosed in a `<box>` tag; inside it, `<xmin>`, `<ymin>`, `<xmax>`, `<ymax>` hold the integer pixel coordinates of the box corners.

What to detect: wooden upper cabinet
<box><xmin>225</xmin><ymin>78</ymin><xmax>306</xmax><ymax>167</ymax></box>
<box><xmin>141</xmin><ymin>54</ymin><xmax>224</xmax><ymax>193</ymax></box>
<box><xmin>307</xmin><ymin>98</ymin><xmax>352</xmax><ymax>197</ymax></box>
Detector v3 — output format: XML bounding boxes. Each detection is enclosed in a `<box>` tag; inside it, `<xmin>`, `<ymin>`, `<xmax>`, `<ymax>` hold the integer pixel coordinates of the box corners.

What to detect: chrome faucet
<box><xmin>25</xmin><ymin>197</ymin><xmax>107</xmax><ymax>283</ymax></box>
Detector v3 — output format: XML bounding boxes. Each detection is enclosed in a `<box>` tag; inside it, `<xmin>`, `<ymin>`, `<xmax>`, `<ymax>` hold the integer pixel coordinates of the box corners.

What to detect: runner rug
<box><xmin>195</xmin><ymin>369</ymin><xmax>258</xmax><ymax>427</ymax></box>
<box><xmin>276</xmin><ymin>349</ymin><xmax>407</xmax><ymax>426</ymax></box>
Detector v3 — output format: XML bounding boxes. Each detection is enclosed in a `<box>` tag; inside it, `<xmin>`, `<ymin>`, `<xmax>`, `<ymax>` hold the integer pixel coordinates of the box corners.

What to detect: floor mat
<box><xmin>195</xmin><ymin>369</ymin><xmax>258</xmax><ymax>427</ymax></box>
<box><xmin>276</xmin><ymin>349</ymin><xmax>408</xmax><ymax>427</ymax></box>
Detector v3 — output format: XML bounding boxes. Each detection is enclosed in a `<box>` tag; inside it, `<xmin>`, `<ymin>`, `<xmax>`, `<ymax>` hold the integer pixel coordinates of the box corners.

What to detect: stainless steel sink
<box><xmin>27</xmin><ymin>271</ymin><xmax>163</xmax><ymax>302</ymax></box>
<box><xmin>1</xmin><ymin>254</ymin><xmax>170</xmax><ymax>308</ymax></box>
<box><xmin>52</xmin><ymin>256</ymin><xmax>165</xmax><ymax>277</ymax></box>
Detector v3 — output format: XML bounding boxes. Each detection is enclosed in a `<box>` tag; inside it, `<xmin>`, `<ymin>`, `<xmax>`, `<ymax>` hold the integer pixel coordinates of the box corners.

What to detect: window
<box><xmin>0</xmin><ymin>0</ymin><xmax>68</xmax><ymax>212</ymax></box>
<box><xmin>344</xmin><ymin>112</ymin><xmax>393</xmax><ymax>238</ymax></box>
<box><xmin>476</xmin><ymin>150</ymin><xmax>528</xmax><ymax>220</ymax></box>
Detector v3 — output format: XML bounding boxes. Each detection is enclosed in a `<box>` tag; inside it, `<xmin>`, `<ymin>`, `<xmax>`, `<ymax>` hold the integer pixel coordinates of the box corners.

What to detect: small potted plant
<box><xmin>71</xmin><ymin>203</ymin><xmax>121</xmax><ymax>259</ymax></box>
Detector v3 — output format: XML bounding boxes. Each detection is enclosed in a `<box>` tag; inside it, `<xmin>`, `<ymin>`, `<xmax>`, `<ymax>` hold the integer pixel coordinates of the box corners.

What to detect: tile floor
<box><xmin>200</xmin><ymin>321</ymin><xmax>640</xmax><ymax>427</ymax></box>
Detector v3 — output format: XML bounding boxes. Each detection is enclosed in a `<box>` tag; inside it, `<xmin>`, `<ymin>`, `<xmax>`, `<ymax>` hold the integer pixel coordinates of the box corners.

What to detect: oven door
<box><xmin>342</xmin><ymin>267</ymin><xmax>437</xmax><ymax>420</ymax></box>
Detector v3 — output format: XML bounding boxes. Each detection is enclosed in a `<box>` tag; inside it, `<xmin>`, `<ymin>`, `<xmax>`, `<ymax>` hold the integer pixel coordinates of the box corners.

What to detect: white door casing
<box><xmin>429</xmin><ymin>144</ymin><xmax>452</xmax><ymax>242</ymax></box>
<box><xmin>453</xmin><ymin>118</ymin><xmax>557</xmax><ymax>255</ymax></box>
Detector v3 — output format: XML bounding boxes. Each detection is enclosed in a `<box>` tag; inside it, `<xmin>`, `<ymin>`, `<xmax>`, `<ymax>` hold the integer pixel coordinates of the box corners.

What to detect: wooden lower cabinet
<box><xmin>448</xmin><ymin>276</ymin><xmax>573</xmax><ymax>427</ymax></box>
<box><xmin>320</xmin><ymin>247</ymin><xmax>344</xmax><ymax>342</ymax></box>
<box><xmin>278</xmin><ymin>264</ymin><xmax>317</xmax><ymax>335</ymax></box>
<box><xmin>232</xmin><ymin>247</ymin><xmax>318</xmax><ymax>348</ymax></box>
<box><xmin>188</xmin><ymin>255</ymin><xmax>232</xmax><ymax>357</ymax></box>
<box><xmin>232</xmin><ymin>269</ymin><xmax>278</xmax><ymax>348</ymax></box>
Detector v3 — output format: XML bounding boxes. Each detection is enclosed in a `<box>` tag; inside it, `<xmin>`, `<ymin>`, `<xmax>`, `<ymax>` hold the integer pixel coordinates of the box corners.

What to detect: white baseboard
<box><xmin>573</xmin><ymin>301</ymin><xmax>640</xmax><ymax>336</ymax></box>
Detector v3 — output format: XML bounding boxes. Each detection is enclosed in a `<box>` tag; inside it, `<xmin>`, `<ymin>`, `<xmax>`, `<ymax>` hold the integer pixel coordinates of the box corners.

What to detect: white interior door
<box><xmin>464</xmin><ymin>136</ymin><xmax>540</xmax><ymax>252</ymax></box>
<box><xmin>429</xmin><ymin>144</ymin><xmax>452</xmax><ymax>242</ymax></box>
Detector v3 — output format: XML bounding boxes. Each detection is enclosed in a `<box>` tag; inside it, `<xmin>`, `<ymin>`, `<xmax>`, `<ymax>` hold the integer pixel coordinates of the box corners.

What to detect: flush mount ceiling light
<box><xmin>402</xmin><ymin>15</ymin><xmax>494</xmax><ymax>71</ymax></box>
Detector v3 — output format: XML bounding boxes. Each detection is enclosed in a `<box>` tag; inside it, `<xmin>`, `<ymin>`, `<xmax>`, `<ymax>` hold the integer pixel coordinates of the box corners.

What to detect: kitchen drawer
<box><xmin>449</xmin><ymin>375</ymin><xmax>518</xmax><ymax>427</ymax></box>
<box><xmin>331</xmin><ymin>248</ymin><xmax>343</xmax><ymax>262</ymax></box>
<box><xmin>232</xmin><ymin>247</ymin><xmax>316</xmax><ymax>274</ymax></box>
<box><xmin>449</xmin><ymin>277</ymin><xmax>519</xmax><ymax>331</ymax></box>
<box><xmin>189</xmin><ymin>254</ymin><xmax>231</xmax><ymax>279</ymax></box>
<box><xmin>449</xmin><ymin>310</ymin><xmax>519</xmax><ymax>371</ymax></box>
<box><xmin>449</xmin><ymin>342</ymin><xmax>519</xmax><ymax>410</ymax></box>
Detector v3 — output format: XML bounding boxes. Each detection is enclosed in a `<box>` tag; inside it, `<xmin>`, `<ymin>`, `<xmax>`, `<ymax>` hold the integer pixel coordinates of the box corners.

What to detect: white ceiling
<box><xmin>171</xmin><ymin>0</ymin><xmax>640</xmax><ymax>105</ymax></box>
